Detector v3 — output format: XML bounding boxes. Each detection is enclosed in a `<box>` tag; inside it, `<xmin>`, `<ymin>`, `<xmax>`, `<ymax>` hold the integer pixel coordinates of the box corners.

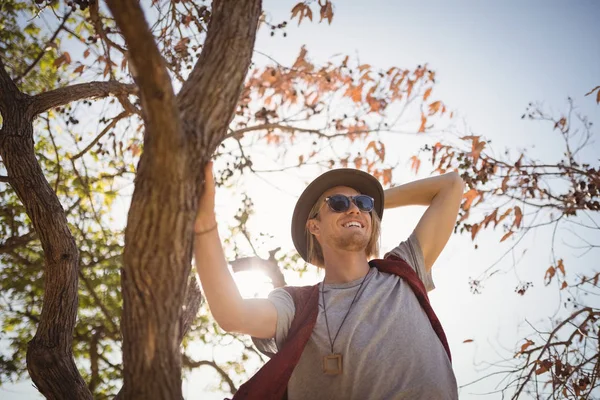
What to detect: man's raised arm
<box><xmin>194</xmin><ymin>162</ymin><xmax>278</xmax><ymax>339</ymax></box>
<box><xmin>384</xmin><ymin>171</ymin><xmax>464</xmax><ymax>271</ymax></box>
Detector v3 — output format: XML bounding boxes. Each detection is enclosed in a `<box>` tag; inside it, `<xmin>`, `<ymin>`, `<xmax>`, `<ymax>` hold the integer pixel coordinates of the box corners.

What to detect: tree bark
<box><xmin>105</xmin><ymin>0</ymin><xmax>261</xmax><ymax>398</ymax></box>
<box><xmin>0</xmin><ymin>60</ymin><xmax>93</xmax><ymax>399</ymax></box>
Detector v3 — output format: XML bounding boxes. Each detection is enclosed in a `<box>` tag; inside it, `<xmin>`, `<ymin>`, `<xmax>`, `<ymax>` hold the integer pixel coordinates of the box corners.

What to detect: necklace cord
<box><xmin>321</xmin><ymin>268</ymin><xmax>370</xmax><ymax>354</ymax></box>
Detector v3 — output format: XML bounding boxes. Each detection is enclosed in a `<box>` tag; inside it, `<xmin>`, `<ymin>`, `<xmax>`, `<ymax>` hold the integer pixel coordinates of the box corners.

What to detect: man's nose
<box><xmin>346</xmin><ymin>200</ymin><xmax>360</xmax><ymax>213</ymax></box>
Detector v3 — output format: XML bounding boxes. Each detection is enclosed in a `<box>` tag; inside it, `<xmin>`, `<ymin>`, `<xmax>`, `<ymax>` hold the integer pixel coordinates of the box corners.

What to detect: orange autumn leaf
<box><xmin>500</xmin><ymin>230</ymin><xmax>513</xmax><ymax>242</ymax></box>
<box><xmin>74</xmin><ymin>65</ymin><xmax>85</xmax><ymax>74</ymax></box>
<box><xmin>382</xmin><ymin>168</ymin><xmax>392</xmax><ymax>186</ymax></box>
<box><xmin>462</xmin><ymin>189</ymin><xmax>479</xmax><ymax>211</ymax></box>
<box><xmin>409</xmin><ymin>155</ymin><xmax>421</xmax><ymax>174</ymax></box>
<box><xmin>418</xmin><ymin>113</ymin><xmax>427</xmax><ymax>133</ymax></box>
<box><xmin>428</xmin><ymin>100</ymin><xmax>442</xmax><ymax>115</ymax></box>
<box><xmin>423</xmin><ymin>87</ymin><xmax>432</xmax><ymax>101</ymax></box>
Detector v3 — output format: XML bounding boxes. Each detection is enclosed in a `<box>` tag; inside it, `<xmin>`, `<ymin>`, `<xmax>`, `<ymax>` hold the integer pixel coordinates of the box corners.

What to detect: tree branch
<box><xmin>0</xmin><ymin>175</ymin><xmax>10</xmax><ymax>183</ymax></box>
<box><xmin>15</xmin><ymin>10</ymin><xmax>73</xmax><ymax>83</ymax></box>
<box><xmin>106</xmin><ymin>0</ymin><xmax>182</xmax><ymax>178</ymax></box>
<box><xmin>0</xmin><ymin>231</ymin><xmax>37</xmax><ymax>255</ymax></box>
<box><xmin>71</xmin><ymin>111</ymin><xmax>130</xmax><ymax>160</ymax></box>
<box><xmin>182</xmin><ymin>355</ymin><xmax>237</xmax><ymax>394</ymax></box>
<box><xmin>225</xmin><ymin>122</ymin><xmax>373</xmax><ymax>141</ymax></box>
<box><xmin>177</xmin><ymin>0</ymin><xmax>263</xmax><ymax>155</ymax></box>
<box><xmin>29</xmin><ymin>81</ymin><xmax>137</xmax><ymax>117</ymax></box>
<box><xmin>0</xmin><ymin>58</ymin><xmax>25</xmax><ymax>115</ymax></box>
<box><xmin>229</xmin><ymin>248</ymin><xmax>287</xmax><ymax>288</ymax></box>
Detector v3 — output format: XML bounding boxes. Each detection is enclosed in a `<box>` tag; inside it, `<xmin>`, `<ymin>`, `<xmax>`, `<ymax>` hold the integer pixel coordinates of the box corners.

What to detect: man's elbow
<box><xmin>446</xmin><ymin>171</ymin><xmax>463</xmax><ymax>184</ymax></box>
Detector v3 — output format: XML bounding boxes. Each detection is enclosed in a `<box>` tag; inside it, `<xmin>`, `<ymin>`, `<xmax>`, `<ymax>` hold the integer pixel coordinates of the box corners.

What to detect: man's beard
<box><xmin>330</xmin><ymin>231</ymin><xmax>370</xmax><ymax>252</ymax></box>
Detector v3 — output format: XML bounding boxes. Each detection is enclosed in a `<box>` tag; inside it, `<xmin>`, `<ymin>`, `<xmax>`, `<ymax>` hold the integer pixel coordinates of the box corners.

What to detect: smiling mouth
<box><xmin>343</xmin><ymin>222</ymin><xmax>364</xmax><ymax>229</ymax></box>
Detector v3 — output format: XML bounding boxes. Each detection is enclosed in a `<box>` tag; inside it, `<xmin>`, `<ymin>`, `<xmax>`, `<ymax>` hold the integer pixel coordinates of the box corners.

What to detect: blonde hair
<box><xmin>305</xmin><ymin>192</ymin><xmax>381</xmax><ymax>267</ymax></box>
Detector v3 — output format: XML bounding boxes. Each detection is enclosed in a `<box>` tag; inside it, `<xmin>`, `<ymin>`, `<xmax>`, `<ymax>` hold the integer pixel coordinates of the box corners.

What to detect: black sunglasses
<box><xmin>321</xmin><ymin>194</ymin><xmax>375</xmax><ymax>214</ymax></box>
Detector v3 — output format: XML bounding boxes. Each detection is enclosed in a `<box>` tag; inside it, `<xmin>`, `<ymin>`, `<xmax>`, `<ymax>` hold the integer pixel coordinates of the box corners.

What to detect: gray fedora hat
<box><xmin>291</xmin><ymin>168</ymin><xmax>384</xmax><ymax>263</ymax></box>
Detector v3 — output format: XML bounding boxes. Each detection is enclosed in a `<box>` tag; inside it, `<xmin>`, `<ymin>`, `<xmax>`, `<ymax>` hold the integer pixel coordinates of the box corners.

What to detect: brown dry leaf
<box><xmin>471</xmin><ymin>223</ymin><xmax>480</xmax><ymax>241</ymax></box>
<box><xmin>514</xmin><ymin>206</ymin><xmax>523</xmax><ymax>229</ymax></box>
<box><xmin>83</xmin><ymin>48</ymin><xmax>90</xmax><ymax>58</ymax></box>
<box><xmin>463</xmin><ymin>339</ymin><xmax>474</xmax><ymax>343</ymax></box>
<box><xmin>291</xmin><ymin>3</ymin><xmax>312</xmax><ymax>25</ymax></box>
<box><xmin>556</xmin><ymin>259</ymin><xmax>565</xmax><ymax>275</ymax></box>
<box><xmin>63</xmin><ymin>51</ymin><xmax>72</xmax><ymax>64</ymax></box>
<box><xmin>554</xmin><ymin>117</ymin><xmax>567</xmax><ymax>130</ymax></box>
<box><xmin>53</xmin><ymin>55</ymin><xmax>66</xmax><ymax>68</ymax></box>
<box><xmin>496</xmin><ymin>207</ymin><xmax>513</xmax><ymax>227</ymax></box>
<box><xmin>74</xmin><ymin>65</ymin><xmax>85</xmax><ymax>74</ymax></box>
<box><xmin>482</xmin><ymin>209</ymin><xmax>498</xmax><ymax>228</ymax></box>
<box><xmin>130</xmin><ymin>144</ymin><xmax>141</xmax><ymax>157</ymax></box>
<box><xmin>535</xmin><ymin>364</ymin><xmax>550</xmax><ymax>375</ymax></box>
<box><xmin>560</xmin><ymin>281</ymin><xmax>568</xmax><ymax>290</ymax></box>
<box><xmin>354</xmin><ymin>156</ymin><xmax>363</xmax><ymax>169</ymax></box>
<box><xmin>544</xmin><ymin>266</ymin><xmax>556</xmax><ymax>285</ymax></box>
<box><xmin>500</xmin><ymin>230</ymin><xmax>513</xmax><ymax>242</ymax></box>
<box><xmin>520</xmin><ymin>339</ymin><xmax>534</xmax><ymax>353</ymax></box>
<box><xmin>468</xmin><ymin>136</ymin><xmax>486</xmax><ymax>164</ymax></box>
<box><xmin>319</xmin><ymin>1</ymin><xmax>334</xmax><ymax>24</ymax></box>
<box><xmin>584</xmin><ymin>85</ymin><xmax>600</xmax><ymax>103</ymax></box>
<box><xmin>500</xmin><ymin>175</ymin><xmax>510</xmax><ymax>193</ymax></box>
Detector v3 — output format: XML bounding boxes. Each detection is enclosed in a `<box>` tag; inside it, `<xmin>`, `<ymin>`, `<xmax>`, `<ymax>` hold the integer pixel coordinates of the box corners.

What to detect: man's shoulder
<box><xmin>281</xmin><ymin>283</ymin><xmax>319</xmax><ymax>297</ymax></box>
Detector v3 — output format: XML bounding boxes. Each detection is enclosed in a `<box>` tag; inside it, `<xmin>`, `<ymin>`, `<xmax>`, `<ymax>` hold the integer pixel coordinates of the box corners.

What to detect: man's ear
<box><xmin>307</xmin><ymin>219</ymin><xmax>320</xmax><ymax>236</ymax></box>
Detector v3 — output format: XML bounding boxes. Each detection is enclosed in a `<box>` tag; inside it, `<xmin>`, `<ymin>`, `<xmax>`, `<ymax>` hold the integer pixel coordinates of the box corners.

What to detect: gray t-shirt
<box><xmin>254</xmin><ymin>234</ymin><xmax>458</xmax><ymax>400</ymax></box>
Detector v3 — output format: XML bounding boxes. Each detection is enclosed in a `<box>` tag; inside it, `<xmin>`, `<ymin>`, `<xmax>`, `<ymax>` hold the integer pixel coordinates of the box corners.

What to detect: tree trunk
<box><xmin>105</xmin><ymin>0</ymin><xmax>262</xmax><ymax>398</ymax></box>
<box><xmin>0</xmin><ymin>64</ymin><xmax>92</xmax><ymax>399</ymax></box>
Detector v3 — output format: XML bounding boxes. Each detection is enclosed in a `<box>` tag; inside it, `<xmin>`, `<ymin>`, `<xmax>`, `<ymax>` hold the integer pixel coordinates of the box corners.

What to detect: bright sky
<box><xmin>3</xmin><ymin>0</ymin><xmax>600</xmax><ymax>399</ymax></box>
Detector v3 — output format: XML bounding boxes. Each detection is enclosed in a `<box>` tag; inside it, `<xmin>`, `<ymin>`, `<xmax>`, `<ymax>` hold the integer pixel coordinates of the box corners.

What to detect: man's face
<box><xmin>309</xmin><ymin>186</ymin><xmax>372</xmax><ymax>253</ymax></box>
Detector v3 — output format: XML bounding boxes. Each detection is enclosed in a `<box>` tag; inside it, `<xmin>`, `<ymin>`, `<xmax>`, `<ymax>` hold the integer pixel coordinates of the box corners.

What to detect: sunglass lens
<box><xmin>328</xmin><ymin>195</ymin><xmax>350</xmax><ymax>212</ymax></box>
<box><xmin>355</xmin><ymin>195</ymin><xmax>374</xmax><ymax>212</ymax></box>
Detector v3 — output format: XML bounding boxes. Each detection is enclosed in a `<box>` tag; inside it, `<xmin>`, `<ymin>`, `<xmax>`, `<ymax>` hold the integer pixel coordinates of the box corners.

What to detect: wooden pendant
<box><xmin>323</xmin><ymin>354</ymin><xmax>343</xmax><ymax>375</ymax></box>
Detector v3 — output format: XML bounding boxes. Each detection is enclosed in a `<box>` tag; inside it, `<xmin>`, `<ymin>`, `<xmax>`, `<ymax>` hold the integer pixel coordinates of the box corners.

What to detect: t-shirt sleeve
<box><xmin>384</xmin><ymin>232</ymin><xmax>435</xmax><ymax>292</ymax></box>
<box><xmin>251</xmin><ymin>288</ymin><xmax>296</xmax><ymax>357</ymax></box>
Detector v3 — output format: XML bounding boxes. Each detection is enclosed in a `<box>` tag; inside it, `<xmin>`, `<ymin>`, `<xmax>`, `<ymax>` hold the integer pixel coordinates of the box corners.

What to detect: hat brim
<box><xmin>291</xmin><ymin>168</ymin><xmax>384</xmax><ymax>263</ymax></box>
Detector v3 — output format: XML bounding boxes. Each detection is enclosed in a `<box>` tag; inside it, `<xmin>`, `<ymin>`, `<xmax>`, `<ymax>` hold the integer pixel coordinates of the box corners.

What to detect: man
<box><xmin>194</xmin><ymin>164</ymin><xmax>463</xmax><ymax>399</ymax></box>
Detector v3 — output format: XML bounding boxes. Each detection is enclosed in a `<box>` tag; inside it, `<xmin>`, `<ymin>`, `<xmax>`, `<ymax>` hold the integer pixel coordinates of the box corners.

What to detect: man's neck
<box><xmin>321</xmin><ymin>247</ymin><xmax>370</xmax><ymax>284</ymax></box>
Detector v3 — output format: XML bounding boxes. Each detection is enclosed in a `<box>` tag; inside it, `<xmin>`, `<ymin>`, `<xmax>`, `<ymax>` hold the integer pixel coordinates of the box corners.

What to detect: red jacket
<box><xmin>231</xmin><ymin>255</ymin><xmax>451</xmax><ymax>400</ymax></box>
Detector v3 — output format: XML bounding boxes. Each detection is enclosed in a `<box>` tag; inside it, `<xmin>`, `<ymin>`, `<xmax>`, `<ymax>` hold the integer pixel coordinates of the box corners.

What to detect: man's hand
<box><xmin>195</xmin><ymin>161</ymin><xmax>217</xmax><ymax>233</ymax></box>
